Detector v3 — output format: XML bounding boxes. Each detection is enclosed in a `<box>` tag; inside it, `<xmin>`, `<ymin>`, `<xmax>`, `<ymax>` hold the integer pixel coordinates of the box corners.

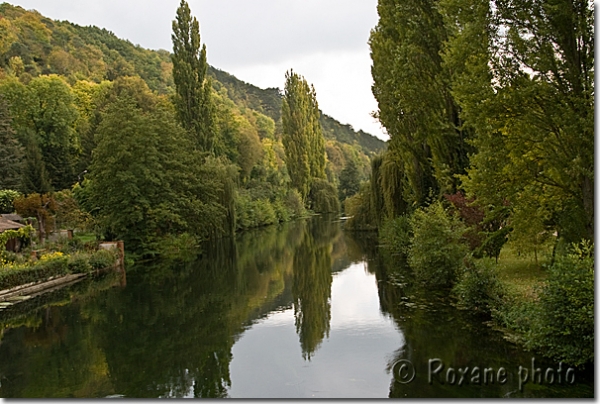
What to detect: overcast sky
<box><xmin>8</xmin><ymin>0</ymin><xmax>388</xmax><ymax>140</ymax></box>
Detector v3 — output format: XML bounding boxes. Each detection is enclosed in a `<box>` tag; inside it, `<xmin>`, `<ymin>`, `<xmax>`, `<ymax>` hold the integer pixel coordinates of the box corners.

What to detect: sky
<box><xmin>7</xmin><ymin>0</ymin><xmax>389</xmax><ymax>140</ymax></box>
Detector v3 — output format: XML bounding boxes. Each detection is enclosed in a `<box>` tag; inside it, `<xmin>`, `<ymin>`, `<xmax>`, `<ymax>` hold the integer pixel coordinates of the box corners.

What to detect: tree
<box><xmin>369</xmin><ymin>0</ymin><xmax>472</xmax><ymax>208</ymax></box>
<box><xmin>87</xmin><ymin>81</ymin><xmax>225</xmax><ymax>254</ymax></box>
<box><xmin>171</xmin><ymin>0</ymin><xmax>217</xmax><ymax>153</ymax></box>
<box><xmin>20</xmin><ymin>131</ymin><xmax>52</xmax><ymax>194</ymax></box>
<box><xmin>338</xmin><ymin>158</ymin><xmax>360</xmax><ymax>201</ymax></box>
<box><xmin>13</xmin><ymin>193</ymin><xmax>56</xmax><ymax>243</ymax></box>
<box><xmin>446</xmin><ymin>0</ymin><xmax>594</xmax><ymax>243</ymax></box>
<box><xmin>0</xmin><ymin>75</ymin><xmax>80</xmax><ymax>191</ymax></box>
<box><xmin>281</xmin><ymin>70</ymin><xmax>327</xmax><ymax>201</ymax></box>
<box><xmin>26</xmin><ymin>75</ymin><xmax>80</xmax><ymax>190</ymax></box>
<box><xmin>0</xmin><ymin>95</ymin><xmax>23</xmax><ymax>190</ymax></box>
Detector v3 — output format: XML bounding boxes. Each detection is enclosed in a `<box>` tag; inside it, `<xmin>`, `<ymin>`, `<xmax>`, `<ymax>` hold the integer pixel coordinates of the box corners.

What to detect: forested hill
<box><xmin>0</xmin><ymin>2</ymin><xmax>386</xmax><ymax>156</ymax></box>
<box><xmin>209</xmin><ymin>68</ymin><xmax>386</xmax><ymax>154</ymax></box>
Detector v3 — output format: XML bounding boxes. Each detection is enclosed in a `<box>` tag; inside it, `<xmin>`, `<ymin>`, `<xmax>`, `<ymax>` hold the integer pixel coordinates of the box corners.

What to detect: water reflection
<box><xmin>292</xmin><ymin>217</ymin><xmax>338</xmax><ymax>360</ymax></box>
<box><xmin>0</xmin><ymin>217</ymin><xmax>593</xmax><ymax>398</ymax></box>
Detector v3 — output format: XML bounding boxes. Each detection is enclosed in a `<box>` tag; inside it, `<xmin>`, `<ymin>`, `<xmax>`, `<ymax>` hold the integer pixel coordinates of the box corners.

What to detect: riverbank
<box><xmin>0</xmin><ymin>231</ymin><xmax>124</xmax><ymax>304</ymax></box>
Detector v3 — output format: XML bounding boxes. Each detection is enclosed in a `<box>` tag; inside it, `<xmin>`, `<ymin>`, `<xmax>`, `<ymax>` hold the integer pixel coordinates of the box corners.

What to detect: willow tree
<box><xmin>171</xmin><ymin>0</ymin><xmax>217</xmax><ymax>153</ymax></box>
<box><xmin>281</xmin><ymin>70</ymin><xmax>326</xmax><ymax>201</ymax></box>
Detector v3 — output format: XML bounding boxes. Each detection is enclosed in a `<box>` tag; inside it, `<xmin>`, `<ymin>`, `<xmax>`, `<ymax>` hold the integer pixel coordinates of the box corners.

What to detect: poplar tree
<box><xmin>369</xmin><ymin>0</ymin><xmax>472</xmax><ymax>207</ymax></box>
<box><xmin>171</xmin><ymin>0</ymin><xmax>216</xmax><ymax>153</ymax></box>
<box><xmin>281</xmin><ymin>70</ymin><xmax>326</xmax><ymax>201</ymax></box>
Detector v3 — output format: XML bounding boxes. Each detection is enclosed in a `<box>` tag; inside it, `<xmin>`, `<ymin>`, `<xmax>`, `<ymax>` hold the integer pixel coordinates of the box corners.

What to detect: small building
<box><xmin>0</xmin><ymin>214</ymin><xmax>24</xmax><ymax>224</ymax></box>
<box><xmin>0</xmin><ymin>217</ymin><xmax>26</xmax><ymax>252</ymax></box>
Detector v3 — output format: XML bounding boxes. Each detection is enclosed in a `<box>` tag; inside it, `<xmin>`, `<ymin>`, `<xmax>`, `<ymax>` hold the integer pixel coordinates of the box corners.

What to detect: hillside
<box><xmin>0</xmin><ymin>2</ymin><xmax>385</xmax><ymax>157</ymax></box>
<box><xmin>209</xmin><ymin>67</ymin><xmax>387</xmax><ymax>155</ymax></box>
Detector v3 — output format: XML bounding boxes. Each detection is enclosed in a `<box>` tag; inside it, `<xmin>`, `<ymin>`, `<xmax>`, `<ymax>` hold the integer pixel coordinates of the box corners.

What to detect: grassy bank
<box><xmin>453</xmin><ymin>242</ymin><xmax>593</xmax><ymax>368</ymax></box>
<box><xmin>377</xmin><ymin>201</ymin><xmax>594</xmax><ymax>369</ymax></box>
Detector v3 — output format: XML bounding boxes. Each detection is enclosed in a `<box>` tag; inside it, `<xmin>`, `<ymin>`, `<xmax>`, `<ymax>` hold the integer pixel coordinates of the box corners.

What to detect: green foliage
<box><xmin>20</xmin><ymin>131</ymin><xmax>52</xmax><ymax>194</ymax></box>
<box><xmin>453</xmin><ymin>258</ymin><xmax>506</xmax><ymax>316</ymax></box>
<box><xmin>153</xmin><ymin>233</ymin><xmax>200</xmax><ymax>261</ymax></box>
<box><xmin>450</xmin><ymin>0</ymin><xmax>594</xmax><ymax>243</ymax></box>
<box><xmin>53</xmin><ymin>189</ymin><xmax>94</xmax><ymax>231</ymax></box>
<box><xmin>66</xmin><ymin>252</ymin><xmax>92</xmax><ymax>274</ymax></box>
<box><xmin>281</xmin><ymin>70</ymin><xmax>327</xmax><ymax>200</ymax></box>
<box><xmin>86</xmin><ymin>81</ymin><xmax>225</xmax><ymax>254</ymax></box>
<box><xmin>526</xmin><ymin>241</ymin><xmax>594</xmax><ymax>366</ymax></box>
<box><xmin>0</xmin><ymin>253</ymin><xmax>68</xmax><ymax>291</ymax></box>
<box><xmin>0</xmin><ymin>189</ymin><xmax>21</xmax><ymax>214</ymax></box>
<box><xmin>284</xmin><ymin>189</ymin><xmax>306</xmax><ymax>219</ymax></box>
<box><xmin>338</xmin><ymin>158</ymin><xmax>360</xmax><ymax>202</ymax></box>
<box><xmin>88</xmin><ymin>249</ymin><xmax>118</xmax><ymax>270</ymax></box>
<box><xmin>171</xmin><ymin>0</ymin><xmax>217</xmax><ymax>153</ymax></box>
<box><xmin>308</xmin><ymin>178</ymin><xmax>340</xmax><ymax>214</ymax></box>
<box><xmin>408</xmin><ymin>201</ymin><xmax>468</xmax><ymax>287</ymax></box>
<box><xmin>344</xmin><ymin>182</ymin><xmax>376</xmax><ymax>231</ymax></box>
<box><xmin>0</xmin><ymin>225</ymin><xmax>34</xmax><ymax>262</ymax></box>
<box><xmin>0</xmin><ymin>95</ymin><xmax>23</xmax><ymax>190</ymax></box>
<box><xmin>370</xmin><ymin>0</ymin><xmax>472</xmax><ymax>208</ymax></box>
<box><xmin>379</xmin><ymin>215</ymin><xmax>412</xmax><ymax>256</ymax></box>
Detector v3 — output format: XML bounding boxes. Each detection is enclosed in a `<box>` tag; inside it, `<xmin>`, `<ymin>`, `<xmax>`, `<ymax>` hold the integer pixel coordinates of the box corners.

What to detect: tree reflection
<box><xmin>292</xmin><ymin>217</ymin><xmax>338</xmax><ymax>360</ymax></box>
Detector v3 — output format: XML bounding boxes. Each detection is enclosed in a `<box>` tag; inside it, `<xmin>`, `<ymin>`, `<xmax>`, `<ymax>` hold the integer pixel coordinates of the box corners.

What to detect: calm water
<box><xmin>0</xmin><ymin>216</ymin><xmax>593</xmax><ymax>398</ymax></box>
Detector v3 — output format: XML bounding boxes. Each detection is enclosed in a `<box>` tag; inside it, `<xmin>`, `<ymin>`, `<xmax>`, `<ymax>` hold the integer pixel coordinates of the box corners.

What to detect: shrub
<box><xmin>408</xmin><ymin>201</ymin><xmax>468</xmax><ymax>287</ymax></box>
<box><xmin>453</xmin><ymin>258</ymin><xmax>506</xmax><ymax>316</ymax></box>
<box><xmin>88</xmin><ymin>249</ymin><xmax>118</xmax><ymax>270</ymax></box>
<box><xmin>526</xmin><ymin>241</ymin><xmax>594</xmax><ymax>366</ymax></box>
<box><xmin>344</xmin><ymin>183</ymin><xmax>376</xmax><ymax>231</ymax></box>
<box><xmin>0</xmin><ymin>189</ymin><xmax>21</xmax><ymax>214</ymax></box>
<box><xmin>309</xmin><ymin>178</ymin><xmax>340</xmax><ymax>213</ymax></box>
<box><xmin>0</xmin><ymin>253</ymin><xmax>69</xmax><ymax>290</ymax></box>
<box><xmin>254</xmin><ymin>199</ymin><xmax>277</xmax><ymax>226</ymax></box>
<box><xmin>67</xmin><ymin>252</ymin><xmax>92</xmax><ymax>274</ymax></box>
<box><xmin>284</xmin><ymin>189</ymin><xmax>305</xmax><ymax>218</ymax></box>
<box><xmin>273</xmin><ymin>198</ymin><xmax>292</xmax><ymax>222</ymax></box>
<box><xmin>379</xmin><ymin>215</ymin><xmax>412</xmax><ymax>255</ymax></box>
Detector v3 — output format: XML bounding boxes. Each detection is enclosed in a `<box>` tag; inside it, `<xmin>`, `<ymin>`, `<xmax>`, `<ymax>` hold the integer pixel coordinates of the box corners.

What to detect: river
<box><xmin>0</xmin><ymin>215</ymin><xmax>593</xmax><ymax>398</ymax></box>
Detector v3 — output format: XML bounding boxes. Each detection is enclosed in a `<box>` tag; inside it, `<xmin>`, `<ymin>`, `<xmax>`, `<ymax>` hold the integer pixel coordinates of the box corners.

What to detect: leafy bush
<box><xmin>88</xmin><ymin>249</ymin><xmax>118</xmax><ymax>270</ymax></box>
<box><xmin>379</xmin><ymin>215</ymin><xmax>412</xmax><ymax>256</ymax></box>
<box><xmin>344</xmin><ymin>183</ymin><xmax>376</xmax><ymax>231</ymax></box>
<box><xmin>0</xmin><ymin>189</ymin><xmax>21</xmax><ymax>214</ymax></box>
<box><xmin>408</xmin><ymin>201</ymin><xmax>468</xmax><ymax>287</ymax></box>
<box><xmin>525</xmin><ymin>241</ymin><xmax>594</xmax><ymax>366</ymax></box>
<box><xmin>453</xmin><ymin>258</ymin><xmax>506</xmax><ymax>316</ymax></box>
<box><xmin>67</xmin><ymin>252</ymin><xmax>92</xmax><ymax>274</ymax></box>
<box><xmin>309</xmin><ymin>178</ymin><xmax>340</xmax><ymax>213</ymax></box>
<box><xmin>284</xmin><ymin>189</ymin><xmax>305</xmax><ymax>218</ymax></box>
<box><xmin>273</xmin><ymin>198</ymin><xmax>292</xmax><ymax>222</ymax></box>
<box><xmin>0</xmin><ymin>253</ymin><xmax>69</xmax><ymax>290</ymax></box>
<box><xmin>235</xmin><ymin>193</ymin><xmax>279</xmax><ymax>230</ymax></box>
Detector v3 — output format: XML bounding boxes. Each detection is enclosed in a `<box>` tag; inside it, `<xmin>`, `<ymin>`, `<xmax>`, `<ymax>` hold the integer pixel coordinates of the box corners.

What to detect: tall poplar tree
<box><xmin>369</xmin><ymin>0</ymin><xmax>472</xmax><ymax>207</ymax></box>
<box><xmin>171</xmin><ymin>0</ymin><xmax>217</xmax><ymax>153</ymax></box>
<box><xmin>281</xmin><ymin>70</ymin><xmax>326</xmax><ymax>201</ymax></box>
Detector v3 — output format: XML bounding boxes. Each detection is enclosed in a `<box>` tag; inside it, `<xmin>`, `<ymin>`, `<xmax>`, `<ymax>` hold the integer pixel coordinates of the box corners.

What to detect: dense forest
<box><xmin>0</xmin><ymin>1</ymin><xmax>385</xmax><ymax>255</ymax></box>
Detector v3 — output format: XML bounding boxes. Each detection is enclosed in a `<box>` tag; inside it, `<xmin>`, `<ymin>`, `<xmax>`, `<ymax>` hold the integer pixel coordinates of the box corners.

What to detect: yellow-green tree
<box><xmin>171</xmin><ymin>0</ymin><xmax>217</xmax><ymax>153</ymax></box>
<box><xmin>281</xmin><ymin>70</ymin><xmax>327</xmax><ymax>201</ymax></box>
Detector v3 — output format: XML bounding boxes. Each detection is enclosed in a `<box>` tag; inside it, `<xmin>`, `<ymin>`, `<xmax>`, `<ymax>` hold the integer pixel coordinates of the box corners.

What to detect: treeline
<box><xmin>0</xmin><ymin>1</ymin><xmax>384</xmax><ymax>256</ymax></box>
<box><xmin>349</xmin><ymin>0</ymin><xmax>593</xmax><ymax>367</ymax></box>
